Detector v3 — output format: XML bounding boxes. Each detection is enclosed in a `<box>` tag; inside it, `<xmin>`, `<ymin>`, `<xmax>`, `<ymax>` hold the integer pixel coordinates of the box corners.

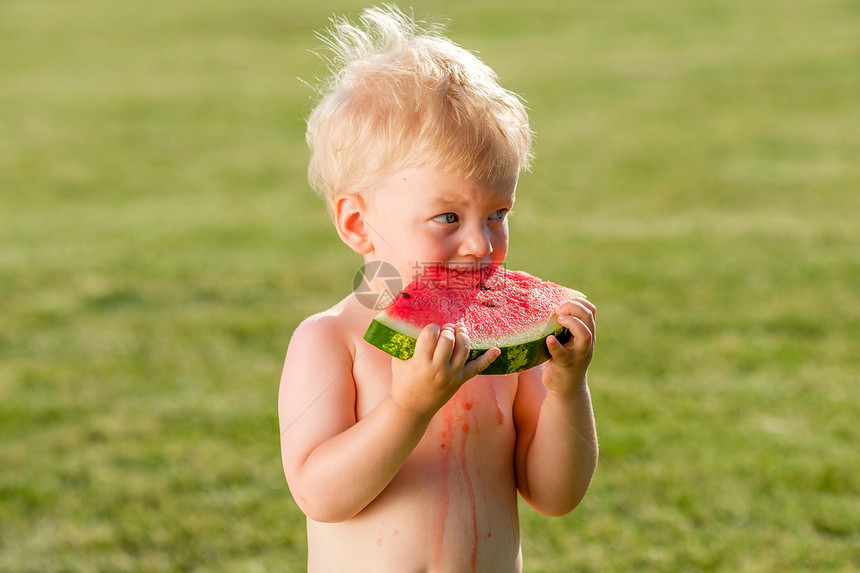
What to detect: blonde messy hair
<box><xmin>305</xmin><ymin>4</ymin><xmax>533</xmax><ymax>205</ymax></box>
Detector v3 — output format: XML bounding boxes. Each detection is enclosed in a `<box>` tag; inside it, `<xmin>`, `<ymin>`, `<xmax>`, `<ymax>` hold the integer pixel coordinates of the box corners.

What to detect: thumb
<box><xmin>463</xmin><ymin>348</ymin><xmax>501</xmax><ymax>379</ymax></box>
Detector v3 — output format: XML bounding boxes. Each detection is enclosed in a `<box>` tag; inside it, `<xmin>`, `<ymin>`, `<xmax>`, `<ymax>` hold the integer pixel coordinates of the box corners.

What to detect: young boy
<box><xmin>279</xmin><ymin>6</ymin><xmax>598</xmax><ymax>572</ymax></box>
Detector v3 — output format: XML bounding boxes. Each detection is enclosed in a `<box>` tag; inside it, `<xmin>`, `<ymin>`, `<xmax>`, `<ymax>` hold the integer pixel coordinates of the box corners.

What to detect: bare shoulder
<box><xmin>290</xmin><ymin>292</ymin><xmax>376</xmax><ymax>355</ymax></box>
<box><xmin>278</xmin><ymin>297</ymin><xmax>366</xmax><ymax>446</ymax></box>
<box><xmin>280</xmin><ymin>297</ymin><xmax>361</xmax><ymax>390</ymax></box>
<box><xmin>288</xmin><ymin>305</ymin><xmax>346</xmax><ymax>352</ymax></box>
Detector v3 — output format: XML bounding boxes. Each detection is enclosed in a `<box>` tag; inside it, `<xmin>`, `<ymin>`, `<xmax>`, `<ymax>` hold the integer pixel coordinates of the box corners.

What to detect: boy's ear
<box><xmin>333</xmin><ymin>194</ymin><xmax>373</xmax><ymax>255</ymax></box>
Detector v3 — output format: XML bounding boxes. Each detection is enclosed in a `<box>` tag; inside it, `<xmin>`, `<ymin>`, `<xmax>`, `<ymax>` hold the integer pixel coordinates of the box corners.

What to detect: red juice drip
<box><xmin>431</xmin><ymin>400</ymin><xmax>453</xmax><ymax>569</ymax></box>
<box><xmin>431</xmin><ymin>384</ymin><xmax>481</xmax><ymax>572</ymax></box>
<box><xmin>487</xmin><ymin>378</ymin><xmax>506</xmax><ymax>425</ymax></box>
<box><xmin>457</xmin><ymin>400</ymin><xmax>478</xmax><ymax>571</ymax></box>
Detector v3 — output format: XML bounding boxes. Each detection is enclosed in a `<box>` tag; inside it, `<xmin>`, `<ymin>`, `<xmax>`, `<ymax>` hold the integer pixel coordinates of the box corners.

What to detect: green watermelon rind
<box><xmin>363</xmin><ymin>319</ymin><xmax>571</xmax><ymax>375</ymax></box>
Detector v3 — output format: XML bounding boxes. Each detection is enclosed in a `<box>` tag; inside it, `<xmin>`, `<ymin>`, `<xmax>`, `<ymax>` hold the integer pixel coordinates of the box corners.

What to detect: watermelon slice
<box><xmin>363</xmin><ymin>265</ymin><xmax>585</xmax><ymax>375</ymax></box>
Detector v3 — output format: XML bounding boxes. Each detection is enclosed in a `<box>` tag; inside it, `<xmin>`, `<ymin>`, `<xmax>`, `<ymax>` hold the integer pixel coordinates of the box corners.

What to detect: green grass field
<box><xmin>2</xmin><ymin>0</ymin><xmax>858</xmax><ymax>571</ymax></box>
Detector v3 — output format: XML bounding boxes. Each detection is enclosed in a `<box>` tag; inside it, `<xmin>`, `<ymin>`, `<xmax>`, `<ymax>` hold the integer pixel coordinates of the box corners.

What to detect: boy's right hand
<box><xmin>389</xmin><ymin>323</ymin><xmax>500</xmax><ymax>418</ymax></box>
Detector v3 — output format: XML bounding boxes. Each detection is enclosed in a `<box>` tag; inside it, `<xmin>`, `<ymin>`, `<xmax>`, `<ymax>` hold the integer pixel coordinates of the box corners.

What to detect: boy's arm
<box><xmin>513</xmin><ymin>299</ymin><xmax>598</xmax><ymax>516</ymax></box>
<box><xmin>279</xmin><ymin>318</ymin><xmax>498</xmax><ymax>523</ymax></box>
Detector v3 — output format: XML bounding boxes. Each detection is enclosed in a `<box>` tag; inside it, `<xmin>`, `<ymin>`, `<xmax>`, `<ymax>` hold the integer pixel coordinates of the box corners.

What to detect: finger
<box><xmin>450</xmin><ymin>323</ymin><xmax>471</xmax><ymax>367</ymax></box>
<box><xmin>414</xmin><ymin>323</ymin><xmax>441</xmax><ymax>360</ymax></box>
<box><xmin>463</xmin><ymin>347</ymin><xmax>501</xmax><ymax>379</ymax></box>
<box><xmin>546</xmin><ymin>333</ymin><xmax>567</xmax><ymax>359</ymax></box>
<box><xmin>432</xmin><ymin>324</ymin><xmax>457</xmax><ymax>364</ymax></box>
<box><xmin>557</xmin><ymin>299</ymin><xmax>596</xmax><ymax>325</ymax></box>
<box><xmin>558</xmin><ymin>302</ymin><xmax>595</xmax><ymax>334</ymax></box>
<box><xmin>558</xmin><ymin>298</ymin><xmax>595</xmax><ymax>317</ymax></box>
<box><xmin>565</xmin><ymin>296</ymin><xmax>595</xmax><ymax>315</ymax></box>
<box><xmin>557</xmin><ymin>314</ymin><xmax>595</xmax><ymax>353</ymax></box>
<box><xmin>576</xmin><ymin>297</ymin><xmax>596</xmax><ymax>317</ymax></box>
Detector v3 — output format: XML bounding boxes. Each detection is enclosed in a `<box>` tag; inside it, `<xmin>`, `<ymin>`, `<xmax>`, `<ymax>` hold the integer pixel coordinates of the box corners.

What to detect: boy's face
<box><xmin>363</xmin><ymin>166</ymin><xmax>516</xmax><ymax>282</ymax></box>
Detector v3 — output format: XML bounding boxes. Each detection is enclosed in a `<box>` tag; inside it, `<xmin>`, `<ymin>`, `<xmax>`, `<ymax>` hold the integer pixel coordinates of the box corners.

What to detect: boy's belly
<box><xmin>307</xmin><ymin>378</ymin><xmax>522</xmax><ymax>572</ymax></box>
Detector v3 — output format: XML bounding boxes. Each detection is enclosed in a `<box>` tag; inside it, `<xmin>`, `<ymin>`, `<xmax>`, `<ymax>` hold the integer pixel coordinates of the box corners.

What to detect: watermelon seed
<box><xmin>480</xmin><ymin>285</ymin><xmax>492</xmax><ymax>291</ymax></box>
<box><xmin>400</xmin><ymin>292</ymin><xmax>411</xmax><ymax>299</ymax></box>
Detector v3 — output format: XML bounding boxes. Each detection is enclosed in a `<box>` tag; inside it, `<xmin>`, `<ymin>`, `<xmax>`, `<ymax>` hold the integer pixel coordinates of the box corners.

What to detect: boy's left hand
<box><xmin>543</xmin><ymin>298</ymin><xmax>596</xmax><ymax>395</ymax></box>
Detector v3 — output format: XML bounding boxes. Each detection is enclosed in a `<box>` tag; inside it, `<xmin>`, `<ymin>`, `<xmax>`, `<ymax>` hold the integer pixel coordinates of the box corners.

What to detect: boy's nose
<box><xmin>458</xmin><ymin>224</ymin><xmax>493</xmax><ymax>259</ymax></box>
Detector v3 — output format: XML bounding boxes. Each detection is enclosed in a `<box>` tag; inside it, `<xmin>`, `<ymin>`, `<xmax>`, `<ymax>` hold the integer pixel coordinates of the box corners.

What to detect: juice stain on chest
<box><xmin>431</xmin><ymin>383</ymin><xmax>485</xmax><ymax>571</ymax></box>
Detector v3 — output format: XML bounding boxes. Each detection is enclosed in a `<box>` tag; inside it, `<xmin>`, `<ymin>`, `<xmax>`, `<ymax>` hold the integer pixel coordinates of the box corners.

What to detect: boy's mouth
<box><xmin>408</xmin><ymin>261</ymin><xmax>502</xmax><ymax>285</ymax></box>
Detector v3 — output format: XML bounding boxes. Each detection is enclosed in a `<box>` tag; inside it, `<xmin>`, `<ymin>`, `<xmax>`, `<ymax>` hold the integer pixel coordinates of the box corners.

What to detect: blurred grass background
<box><xmin>1</xmin><ymin>0</ymin><xmax>858</xmax><ymax>571</ymax></box>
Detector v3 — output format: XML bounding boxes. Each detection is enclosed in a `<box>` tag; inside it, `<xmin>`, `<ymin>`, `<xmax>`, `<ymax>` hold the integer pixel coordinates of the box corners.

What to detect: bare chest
<box><xmin>353</xmin><ymin>341</ymin><xmax>516</xmax><ymax>430</ymax></box>
<box><xmin>345</xmin><ymin>345</ymin><xmax>522</xmax><ymax>570</ymax></box>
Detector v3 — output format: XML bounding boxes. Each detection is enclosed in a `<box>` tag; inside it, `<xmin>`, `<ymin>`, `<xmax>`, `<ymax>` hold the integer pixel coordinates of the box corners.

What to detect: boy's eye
<box><xmin>489</xmin><ymin>209</ymin><xmax>509</xmax><ymax>221</ymax></box>
<box><xmin>432</xmin><ymin>212</ymin><xmax>458</xmax><ymax>224</ymax></box>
